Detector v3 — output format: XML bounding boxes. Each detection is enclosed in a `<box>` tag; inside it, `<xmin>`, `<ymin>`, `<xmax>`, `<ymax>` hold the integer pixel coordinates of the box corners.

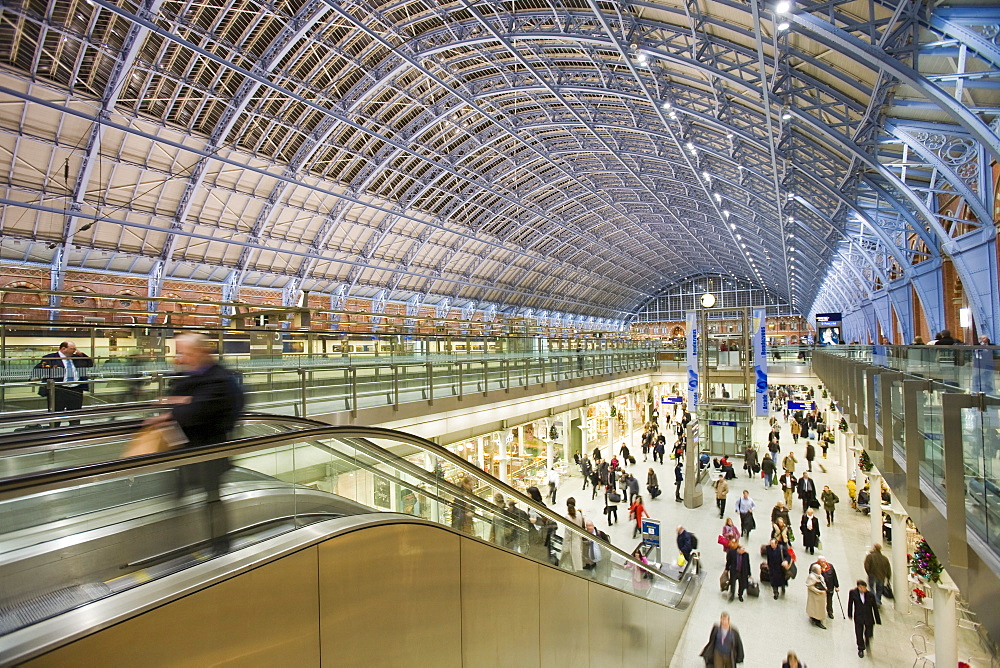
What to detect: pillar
<box><xmin>932</xmin><ymin>579</ymin><xmax>960</xmax><ymax>667</ymax></box>
<box><xmin>870</xmin><ymin>472</ymin><xmax>883</xmax><ymax>547</ymax></box>
<box><xmin>626</xmin><ymin>392</ymin><xmax>635</xmax><ymax>450</ymax></box>
<box><xmin>546</xmin><ymin>423</ymin><xmax>554</xmax><ymax>470</ymax></box>
<box><xmin>889</xmin><ymin>510</ymin><xmax>911</xmax><ymax>614</ymax></box>
<box><xmin>514</xmin><ymin>425</ymin><xmax>523</xmax><ymax>457</ymax></box>
<box><xmin>561</xmin><ymin>410</ymin><xmax>571</xmax><ymax>463</ymax></box>
<box><xmin>579</xmin><ymin>406</ymin><xmax>593</xmax><ymax>459</ymax></box>
<box><xmin>477</xmin><ymin>436</ymin><xmax>486</xmax><ymax>472</ymax></box>
<box><xmin>498</xmin><ymin>430</ymin><xmax>511</xmax><ymax>484</ymax></box>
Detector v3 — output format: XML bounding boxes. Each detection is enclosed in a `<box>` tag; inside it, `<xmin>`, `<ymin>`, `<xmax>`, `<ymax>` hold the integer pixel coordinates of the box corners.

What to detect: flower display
<box><xmin>909</xmin><ymin>538</ymin><xmax>943</xmax><ymax>583</ymax></box>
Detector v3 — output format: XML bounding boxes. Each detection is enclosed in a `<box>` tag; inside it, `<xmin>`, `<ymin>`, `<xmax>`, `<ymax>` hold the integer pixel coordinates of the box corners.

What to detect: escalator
<box><xmin>0</xmin><ymin>425</ymin><xmax>702</xmax><ymax>665</ymax></box>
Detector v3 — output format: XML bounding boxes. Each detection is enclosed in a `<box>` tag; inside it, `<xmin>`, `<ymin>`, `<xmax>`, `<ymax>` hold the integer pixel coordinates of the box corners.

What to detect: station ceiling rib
<box><xmin>0</xmin><ymin>0</ymin><xmax>995</xmax><ymax>321</ymax></box>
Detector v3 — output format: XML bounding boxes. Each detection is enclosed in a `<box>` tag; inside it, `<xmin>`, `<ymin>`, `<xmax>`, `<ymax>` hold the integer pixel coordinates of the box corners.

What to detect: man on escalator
<box><xmin>144</xmin><ymin>333</ymin><xmax>245</xmax><ymax>555</ymax></box>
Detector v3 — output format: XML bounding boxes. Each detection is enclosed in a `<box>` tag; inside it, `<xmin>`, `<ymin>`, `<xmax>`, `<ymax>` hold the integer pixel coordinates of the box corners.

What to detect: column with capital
<box><xmin>887</xmin><ymin>508</ymin><xmax>910</xmax><ymax>614</ymax></box>
<box><xmin>869</xmin><ymin>471</ymin><xmax>883</xmax><ymax>548</ymax></box>
<box><xmin>932</xmin><ymin>576</ymin><xmax>960</xmax><ymax>667</ymax></box>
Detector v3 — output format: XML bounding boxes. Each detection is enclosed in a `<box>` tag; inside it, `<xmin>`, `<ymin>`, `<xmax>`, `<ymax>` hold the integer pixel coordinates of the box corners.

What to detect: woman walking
<box><xmin>604</xmin><ymin>484</ymin><xmax>620</xmax><ymax>526</ymax></box>
<box><xmin>805</xmin><ymin>563</ymin><xmax>828</xmax><ymax>628</ymax></box>
<box><xmin>820</xmin><ymin>485</ymin><xmax>839</xmax><ymax>526</ymax></box>
<box><xmin>721</xmin><ymin>517</ymin><xmax>741</xmax><ymax>551</ymax></box>
<box><xmin>629</xmin><ymin>495</ymin><xmax>649</xmax><ymax>538</ymax></box>
<box><xmin>800</xmin><ymin>508</ymin><xmax>821</xmax><ymax>555</ymax></box>
<box><xmin>561</xmin><ymin>498</ymin><xmax>586</xmax><ymax>572</ymax></box>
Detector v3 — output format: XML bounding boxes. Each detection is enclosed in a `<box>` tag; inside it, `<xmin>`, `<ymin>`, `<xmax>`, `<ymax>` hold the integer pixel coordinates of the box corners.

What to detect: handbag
<box><xmin>609</xmin><ymin>492</ymin><xmax>622</xmax><ymax>503</ymax></box>
<box><xmin>122</xmin><ymin>423</ymin><xmax>187</xmax><ymax>458</ymax></box>
<box><xmin>717</xmin><ymin>535</ymin><xmax>729</xmax><ymax>547</ymax></box>
<box><xmin>747</xmin><ymin>580</ymin><xmax>760</xmax><ymax>597</ymax></box>
<box><xmin>720</xmin><ymin>570</ymin><xmax>730</xmax><ymax>591</ymax></box>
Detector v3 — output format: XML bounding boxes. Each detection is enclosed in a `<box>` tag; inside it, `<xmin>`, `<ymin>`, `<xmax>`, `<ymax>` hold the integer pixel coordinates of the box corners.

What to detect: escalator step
<box><xmin>0</xmin><ymin>582</ymin><xmax>111</xmax><ymax>635</ymax></box>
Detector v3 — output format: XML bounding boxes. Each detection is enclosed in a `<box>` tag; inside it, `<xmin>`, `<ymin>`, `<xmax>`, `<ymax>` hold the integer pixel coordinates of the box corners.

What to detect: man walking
<box><xmin>143</xmin><ymin>333</ymin><xmax>245</xmax><ymax>554</ymax></box>
<box><xmin>674</xmin><ymin>459</ymin><xmax>684</xmax><ymax>502</ymax></box>
<box><xmin>811</xmin><ymin>556</ymin><xmax>840</xmax><ymax>619</ymax></box>
<box><xmin>726</xmin><ymin>544</ymin><xmax>751</xmax><ymax>602</ymax></box>
<box><xmin>734</xmin><ymin>490</ymin><xmax>756</xmax><ymax>541</ymax></box>
<box><xmin>699</xmin><ymin>612</ymin><xmax>745</xmax><ymax>667</ymax></box>
<box><xmin>713</xmin><ymin>473</ymin><xmax>729</xmax><ymax>519</ymax></box>
<box><xmin>797</xmin><ymin>471</ymin><xmax>817</xmax><ymax>513</ymax></box>
<box><xmin>780</xmin><ymin>470</ymin><xmax>797</xmax><ymax>508</ymax></box>
<box><xmin>863</xmin><ymin>543</ymin><xmax>892</xmax><ymax>606</ymax></box>
<box><xmin>547</xmin><ymin>466</ymin><xmax>560</xmax><ymax>504</ymax></box>
<box><xmin>847</xmin><ymin>580</ymin><xmax>882</xmax><ymax>658</ymax></box>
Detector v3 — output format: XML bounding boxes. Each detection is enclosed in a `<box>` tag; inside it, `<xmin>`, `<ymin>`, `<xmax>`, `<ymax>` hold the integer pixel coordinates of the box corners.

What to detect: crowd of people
<box><xmin>546</xmin><ymin>385</ymin><xmax>899</xmax><ymax>665</ymax></box>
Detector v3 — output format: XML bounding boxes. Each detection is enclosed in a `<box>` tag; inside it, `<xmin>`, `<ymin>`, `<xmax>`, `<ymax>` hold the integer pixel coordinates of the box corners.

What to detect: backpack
<box><xmin>690</xmin><ymin>534</ymin><xmax>699</xmax><ymax>550</ymax></box>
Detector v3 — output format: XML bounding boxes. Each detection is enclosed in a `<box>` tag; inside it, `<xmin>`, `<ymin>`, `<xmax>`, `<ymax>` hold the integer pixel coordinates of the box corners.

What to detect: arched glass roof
<box><xmin>0</xmin><ymin>0</ymin><xmax>996</xmax><ymax>322</ymax></box>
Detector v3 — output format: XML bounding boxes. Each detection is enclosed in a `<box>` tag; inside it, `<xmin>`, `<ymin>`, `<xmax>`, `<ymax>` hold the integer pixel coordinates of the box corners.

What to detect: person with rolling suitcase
<box><xmin>646</xmin><ymin>468</ymin><xmax>661</xmax><ymax>499</ymax></box>
<box><xmin>725</xmin><ymin>544</ymin><xmax>751</xmax><ymax>602</ymax></box>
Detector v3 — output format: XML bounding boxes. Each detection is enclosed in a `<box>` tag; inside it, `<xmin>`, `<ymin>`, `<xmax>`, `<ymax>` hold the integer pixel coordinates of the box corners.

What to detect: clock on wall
<box><xmin>700</xmin><ymin>292</ymin><xmax>716</xmax><ymax>308</ymax></box>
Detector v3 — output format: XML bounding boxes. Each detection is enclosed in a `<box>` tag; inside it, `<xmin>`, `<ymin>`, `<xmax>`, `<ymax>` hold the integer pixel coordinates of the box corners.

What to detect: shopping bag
<box><xmin>122</xmin><ymin>423</ymin><xmax>187</xmax><ymax>458</ymax></box>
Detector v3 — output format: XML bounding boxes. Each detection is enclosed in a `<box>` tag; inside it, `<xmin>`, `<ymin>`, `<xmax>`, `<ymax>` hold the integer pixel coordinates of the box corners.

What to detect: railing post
<box><xmin>481</xmin><ymin>360</ymin><xmax>488</xmax><ymax>397</ymax></box>
<box><xmin>457</xmin><ymin>362</ymin><xmax>463</xmax><ymax>399</ymax></box>
<box><xmin>350</xmin><ymin>366</ymin><xmax>358</xmax><ymax>417</ymax></box>
<box><xmin>153</xmin><ymin>373</ymin><xmax>165</xmax><ymax>399</ymax></box>
<box><xmin>503</xmin><ymin>359</ymin><xmax>510</xmax><ymax>393</ymax></box>
<box><xmin>46</xmin><ymin>379</ymin><xmax>55</xmax><ymax>412</ymax></box>
<box><xmin>297</xmin><ymin>367</ymin><xmax>307</xmax><ymax>418</ymax></box>
<box><xmin>391</xmin><ymin>364</ymin><xmax>399</xmax><ymax>409</ymax></box>
<box><xmin>426</xmin><ymin>362</ymin><xmax>434</xmax><ymax>405</ymax></box>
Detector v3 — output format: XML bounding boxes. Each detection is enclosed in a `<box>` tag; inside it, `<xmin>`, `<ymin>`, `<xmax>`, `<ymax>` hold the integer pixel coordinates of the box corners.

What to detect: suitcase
<box><xmin>720</xmin><ymin>570</ymin><xmax>730</xmax><ymax>592</ymax></box>
<box><xmin>760</xmin><ymin>563</ymin><xmax>770</xmax><ymax>583</ymax></box>
<box><xmin>747</xmin><ymin>580</ymin><xmax>760</xmax><ymax>597</ymax></box>
<box><xmin>628</xmin><ymin>455</ymin><xmax>636</xmax><ymax>465</ymax></box>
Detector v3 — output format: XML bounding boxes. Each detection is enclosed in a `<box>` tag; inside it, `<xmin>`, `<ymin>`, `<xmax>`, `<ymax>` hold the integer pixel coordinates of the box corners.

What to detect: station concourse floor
<box><xmin>560</xmin><ymin>382</ymin><xmax>989</xmax><ymax>667</ymax></box>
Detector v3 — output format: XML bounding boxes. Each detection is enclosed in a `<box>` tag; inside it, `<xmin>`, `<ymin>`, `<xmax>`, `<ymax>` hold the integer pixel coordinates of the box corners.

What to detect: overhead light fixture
<box><xmin>702</xmin><ymin>171</ymin><xmax>711</xmax><ymax>181</ymax></box>
<box><xmin>637</xmin><ymin>52</ymin><xmax>649</xmax><ymax>65</ymax></box>
<box><xmin>781</xmin><ymin>106</ymin><xmax>792</xmax><ymax>120</ymax></box>
<box><xmin>662</xmin><ymin>101</ymin><xmax>672</xmax><ymax>110</ymax></box>
<box><xmin>775</xmin><ymin>0</ymin><xmax>791</xmax><ymax>13</ymax></box>
<box><xmin>777</xmin><ymin>21</ymin><xmax>791</xmax><ymax>31</ymax></box>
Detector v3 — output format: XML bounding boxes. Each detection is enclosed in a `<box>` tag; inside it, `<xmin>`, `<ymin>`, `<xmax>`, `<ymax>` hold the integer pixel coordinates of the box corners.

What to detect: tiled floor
<box><xmin>562</xmin><ymin>378</ymin><xmax>992</xmax><ymax>667</ymax></box>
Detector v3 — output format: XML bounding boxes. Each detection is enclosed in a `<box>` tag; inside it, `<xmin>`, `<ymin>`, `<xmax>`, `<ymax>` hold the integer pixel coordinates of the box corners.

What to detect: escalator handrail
<box><xmin>0</xmin><ymin>422</ymin><xmax>690</xmax><ymax>588</ymax></box>
<box><xmin>0</xmin><ymin>411</ymin><xmax>324</xmax><ymax>453</ymax></box>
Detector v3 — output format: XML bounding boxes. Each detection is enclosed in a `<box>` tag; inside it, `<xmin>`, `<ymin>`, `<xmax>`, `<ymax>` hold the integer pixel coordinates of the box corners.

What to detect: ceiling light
<box><xmin>777</xmin><ymin>21</ymin><xmax>791</xmax><ymax>31</ymax></box>
<box><xmin>702</xmin><ymin>171</ymin><xmax>711</xmax><ymax>181</ymax></box>
<box><xmin>775</xmin><ymin>1</ymin><xmax>791</xmax><ymax>13</ymax></box>
<box><xmin>637</xmin><ymin>53</ymin><xmax>649</xmax><ymax>64</ymax></box>
<box><xmin>662</xmin><ymin>101</ymin><xmax>672</xmax><ymax>110</ymax></box>
<box><xmin>686</xmin><ymin>141</ymin><xmax>697</xmax><ymax>152</ymax></box>
<box><xmin>788</xmin><ymin>215</ymin><xmax>795</xmax><ymax>223</ymax></box>
<box><xmin>713</xmin><ymin>193</ymin><xmax>722</xmax><ymax>202</ymax></box>
<box><xmin>730</xmin><ymin>223</ymin><xmax>737</xmax><ymax>230</ymax></box>
<box><xmin>781</xmin><ymin>106</ymin><xmax>792</xmax><ymax>120</ymax></box>
<box><xmin>723</xmin><ymin>210</ymin><xmax>731</xmax><ymax>217</ymax></box>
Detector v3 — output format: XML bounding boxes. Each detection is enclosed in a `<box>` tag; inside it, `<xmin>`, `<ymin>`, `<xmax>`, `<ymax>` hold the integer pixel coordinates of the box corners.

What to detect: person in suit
<box><xmin>143</xmin><ymin>334</ymin><xmax>245</xmax><ymax>554</ymax></box>
<box><xmin>847</xmin><ymin>580</ymin><xmax>882</xmax><ymax>657</ymax></box>
<box><xmin>33</xmin><ymin>341</ymin><xmax>94</xmax><ymax>422</ymax></box>
<box><xmin>700</xmin><ymin>612</ymin><xmax>745</xmax><ymax>666</ymax></box>
<box><xmin>797</xmin><ymin>471</ymin><xmax>817</xmax><ymax>513</ymax></box>
<box><xmin>765</xmin><ymin>538</ymin><xmax>790</xmax><ymax>599</ymax></box>
<box><xmin>726</xmin><ymin>544</ymin><xmax>752</xmax><ymax>602</ymax></box>
<box><xmin>800</xmin><ymin>508</ymin><xmax>821</xmax><ymax>555</ymax></box>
